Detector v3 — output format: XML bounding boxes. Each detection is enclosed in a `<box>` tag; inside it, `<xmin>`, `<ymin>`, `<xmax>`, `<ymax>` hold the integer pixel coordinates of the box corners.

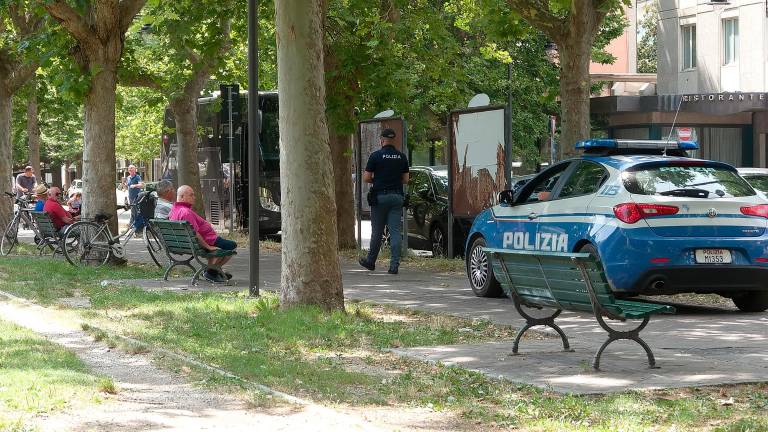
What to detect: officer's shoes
<box><xmin>387</xmin><ymin>266</ymin><xmax>399</xmax><ymax>275</ymax></box>
<box><xmin>358</xmin><ymin>258</ymin><xmax>375</xmax><ymax>271</ymax></box>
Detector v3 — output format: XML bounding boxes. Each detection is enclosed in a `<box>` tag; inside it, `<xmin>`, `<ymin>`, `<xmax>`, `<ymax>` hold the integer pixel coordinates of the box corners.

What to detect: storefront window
<box><xmin>682</xmin><ymin>25</ymin><xmax>697</xmax><ymax>70</ymax></box>
<box><xmin>723</xmin><ymin>18</ymin><xmax>738</xmax><ymax>65</ymax></box>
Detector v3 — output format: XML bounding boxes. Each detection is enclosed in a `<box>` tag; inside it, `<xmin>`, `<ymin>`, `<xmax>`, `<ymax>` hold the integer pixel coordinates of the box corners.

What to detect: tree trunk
<box><xmin>329</xmin><ymin>130</ymin><xmax>356</xmax><ymax>249</ymax></box>
<box><xmin>275</xmin><ymin>0</ymin><xmax>344</xmax><ymax>310</ymax></box>
<box><xmin>170</xmin><ymin>98</ymin><xmax>204</xmax><ymax>215</ymax></box>
<box><xmin>0</xmin><ymin>86</ymin><xmax>12</xmax><ymax>229</ymax></box>
<box><xmin>81</xmin><ymin>67</ymin><xmax>119</xmax><ymax>234</ymax></box>
<box><xmin>555</xmin><ymin>5</ymin><xmax>600</xmax><ymax>156</ymax></box>
<box><xmin>26</xmin><ymin>81</ymin><xmax>41</xmax><ymax>179</ymax></box>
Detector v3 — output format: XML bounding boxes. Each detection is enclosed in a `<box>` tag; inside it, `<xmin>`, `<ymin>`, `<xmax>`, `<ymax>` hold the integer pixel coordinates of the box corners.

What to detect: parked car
<box><xmin>466</xmin><ymin>139</ymin><xmax>768</xmax><ymax>312</ymax></box>
<box><xmin>66</xmin><ymin>179</ymin><xmax>82</xmax><ymax>198</ymax></box>
<box><xmin>115</xmin><ymin>182</ymin><xmax>129</xmax><ymax>207</ymax></box>
<box><xmin>405</xmin><ymin>166</ymin><xmax>471</xmax><ymax>257</ymax></box>
<box><xmin>737</xmin><ymin>168</ymin><xmax>768</xmax><ymax>196</ymax></box>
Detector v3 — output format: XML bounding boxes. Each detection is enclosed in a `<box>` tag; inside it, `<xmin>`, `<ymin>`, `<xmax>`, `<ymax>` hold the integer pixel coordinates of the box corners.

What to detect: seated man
<box><xmin>169</xmin><ymin>185</ymin><xmax>236</xmax><ymax>283</ymax></box>
<box><xmin>43</xmin><ymin>187</ymin><xmax>80</xmax><ymax>236</ymax></box>
<box><xmin>153</xmin><ymin>180</ymin><xmax>175</xmax><ymax>219</ymax></box>
<box><xmin>33</xmin><ymin>184</ymin><xmax>47</xmax><ymax>211</ymax></box>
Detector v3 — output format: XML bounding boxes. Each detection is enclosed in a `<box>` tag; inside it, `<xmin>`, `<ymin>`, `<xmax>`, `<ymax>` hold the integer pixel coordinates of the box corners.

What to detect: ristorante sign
<box><xmin>681</xmin><ymin>93</ymin><xmax>768</xmax><ymax>103</ymax></box>
<box><xmin>659</xmin><ymin>92</ymin><xmax>768</xmax><ymax>115</ymax></box>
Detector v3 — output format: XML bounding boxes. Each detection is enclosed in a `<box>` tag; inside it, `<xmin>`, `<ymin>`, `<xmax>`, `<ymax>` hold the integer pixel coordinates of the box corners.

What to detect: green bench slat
<box><xmin>486</xmin><ymin>248</ymin><xmax>676</xmax><ymax>320</ymax></box>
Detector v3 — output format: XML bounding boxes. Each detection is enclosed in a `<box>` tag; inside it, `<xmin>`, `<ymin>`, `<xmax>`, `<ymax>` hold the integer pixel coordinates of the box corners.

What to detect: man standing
<box><xmin>359</xmin><ymin>128</ymin><xmax>409</xmax><ymax>274</ymax></box>
<box><xmin>153</xmin><ymin>180</ymin><xmax>175</xmax><ymax>219</ymax></box>
<box><xmin>170</xmin><ymin>185</ymin><xmax>237</xmax><ymax>283</ymax></box>
<box><xmin>15</xmin><ymin>166</ymin><xmax>36</xmax><ymax>198</ymax></box>
<box><xmin>124</xmin><ymin>165</ymin><xmax>144</xmax><ymax>233</ymax></box>
<box><xmin>43</xmin><ymin>187</ymin><xmax>79</xmax><ymax>236</ymax></box>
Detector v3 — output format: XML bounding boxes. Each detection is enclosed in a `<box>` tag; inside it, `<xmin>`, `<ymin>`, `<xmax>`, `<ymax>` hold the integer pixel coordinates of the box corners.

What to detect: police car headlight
<box><xmin>260</xmin><ymin>187</ymin><xmax>280</xmax><ymax>212</ymax></box>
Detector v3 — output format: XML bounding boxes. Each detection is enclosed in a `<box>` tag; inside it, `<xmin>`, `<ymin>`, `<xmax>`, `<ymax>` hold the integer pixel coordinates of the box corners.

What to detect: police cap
<box><xmin>381</xmin><ymin>128</ymin><xmax>396</xmax><ymax>139</ymax></box>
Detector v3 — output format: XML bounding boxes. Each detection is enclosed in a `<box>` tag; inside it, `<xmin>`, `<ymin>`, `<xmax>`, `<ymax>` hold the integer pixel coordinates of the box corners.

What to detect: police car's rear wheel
<box><xmin>732</xmin><ymin>291</ymin><xmax>768</xmax><ymax>312</ymax></box>
<box><xmin>578</xmin><ymin>243</ymin><xmax>600</xmax><ymax>261</ymax></box>
<box><xmin>467</xmin><ymin>237</ymin><xmax>503</xmax><ymax>297</ymax></box>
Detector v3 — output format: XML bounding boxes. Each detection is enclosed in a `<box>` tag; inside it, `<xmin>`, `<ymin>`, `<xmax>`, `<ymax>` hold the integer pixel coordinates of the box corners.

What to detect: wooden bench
<box><xmin>150</xmin><ymin>219</ymin><xmax>236</xmax><ymax>285</ymax></box>
<box><xmin>29</xmin><ymin>211</ymin><xmax>66</xmax><ymax>256</ymax></box>
<box><xmin>483</xmin><ymin>248</ymin><xmax>675</xmax><ymax>370</ymax></box>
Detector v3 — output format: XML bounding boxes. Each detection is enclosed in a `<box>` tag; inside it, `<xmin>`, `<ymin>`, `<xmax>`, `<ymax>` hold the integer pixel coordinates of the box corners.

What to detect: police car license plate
<box><xmin>695</xmin><ymin>249</ymin><xmax>732</xmax><ymax>264</ymax></box>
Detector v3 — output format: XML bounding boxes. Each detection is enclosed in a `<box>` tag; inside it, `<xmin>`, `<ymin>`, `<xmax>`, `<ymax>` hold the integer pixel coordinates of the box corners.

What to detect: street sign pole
<box><xmin>248</xmin><ymin>0</ymin><xmax>260</xmax><ymax>297</ymax></box>
<box><xmin>228</xmin><ymin>86</ymin><xmax>235</xmax><ymax>234</ymax></box>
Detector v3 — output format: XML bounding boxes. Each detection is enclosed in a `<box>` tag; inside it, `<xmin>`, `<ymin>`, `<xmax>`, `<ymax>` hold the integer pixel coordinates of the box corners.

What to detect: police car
<box><xmin>466</xmin><ymin>139</ymin><xmax>768</xmax><ymax>312</ymax></box>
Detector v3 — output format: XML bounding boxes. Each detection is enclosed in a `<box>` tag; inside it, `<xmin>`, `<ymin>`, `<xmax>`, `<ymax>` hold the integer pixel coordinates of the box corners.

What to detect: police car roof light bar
<box><xmin>575</xmin><ymin>139</ymin><xmax>699</xmax><ymax>151</ymax></box>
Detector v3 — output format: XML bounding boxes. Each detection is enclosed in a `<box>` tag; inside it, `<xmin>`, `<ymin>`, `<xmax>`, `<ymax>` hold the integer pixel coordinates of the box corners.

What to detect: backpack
<box><xmin>137</xmin><ymin>191</ymin><xmax>157</xmax><ymax>220</ymax></box>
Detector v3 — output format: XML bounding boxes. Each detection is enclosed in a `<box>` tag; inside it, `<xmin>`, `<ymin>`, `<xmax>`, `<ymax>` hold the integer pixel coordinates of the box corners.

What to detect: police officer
<box><xmin>359</xmin><ymin>128</ymin><xmax>410</xmax><ymax>274</ymax></box>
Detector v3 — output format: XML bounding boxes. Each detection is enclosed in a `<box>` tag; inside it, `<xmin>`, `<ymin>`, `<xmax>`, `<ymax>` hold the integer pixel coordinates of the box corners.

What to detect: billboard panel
<box><xmin>449</xmin><ymin>107</ymin><xmax>506</xmax><ymax>218</ymax></box>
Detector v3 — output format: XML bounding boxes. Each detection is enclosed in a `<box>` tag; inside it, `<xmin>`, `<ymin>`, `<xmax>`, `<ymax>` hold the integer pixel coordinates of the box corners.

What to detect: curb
<box><xmin>0</xmin><ymin>289</ymin><xmax>312</xmax><ymax>406</ymax></box>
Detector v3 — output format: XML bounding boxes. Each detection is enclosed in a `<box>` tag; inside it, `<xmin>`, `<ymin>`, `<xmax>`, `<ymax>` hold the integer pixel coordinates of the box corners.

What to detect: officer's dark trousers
<box><xmin>367</xmin><ymin>193</ymin><xmax>404</xmax><ymax>269</ymax></box>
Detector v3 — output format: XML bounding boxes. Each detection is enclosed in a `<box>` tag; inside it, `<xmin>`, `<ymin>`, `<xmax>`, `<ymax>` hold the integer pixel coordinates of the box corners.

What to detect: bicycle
<box><xmin>61</xmin><ymin>199</ymin><xmax>167</xmax><ymax>268</ymax></box>
<box><xmin>1</xmin><ymin>192</ymin><xmax>40</xmax><ymax>255</ymax></box>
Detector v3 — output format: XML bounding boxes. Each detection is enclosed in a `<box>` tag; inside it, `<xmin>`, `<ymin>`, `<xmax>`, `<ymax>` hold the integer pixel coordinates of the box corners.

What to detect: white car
<box><xmin>66</xmin><ymin>179</ymin><xmax>82</xmax><ymax>198</ymax></box>
<box><xmin>115</xmin><ymin>182</ymin><xmax>129</xmax><ymax>208</ymax></box>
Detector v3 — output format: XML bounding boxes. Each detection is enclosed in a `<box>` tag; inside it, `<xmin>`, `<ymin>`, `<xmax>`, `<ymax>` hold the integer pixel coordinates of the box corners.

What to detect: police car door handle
<box><xmin>528</xmin><ymin>212</ymin><xmax>538</xmax><ymax>220</ymax></box>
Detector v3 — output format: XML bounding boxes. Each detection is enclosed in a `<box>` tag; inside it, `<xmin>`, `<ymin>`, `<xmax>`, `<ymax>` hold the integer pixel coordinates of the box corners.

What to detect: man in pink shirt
<box><xmin>169</xmin><ymin>185</ymin><xmax>237</xmax><ymax>283</ymax></box>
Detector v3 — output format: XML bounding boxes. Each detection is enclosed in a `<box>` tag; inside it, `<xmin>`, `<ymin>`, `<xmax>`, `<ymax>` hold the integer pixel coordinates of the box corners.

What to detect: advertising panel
<box><xmin>449</xmin><ymin>107</ymin><xmax>507</xmax><ymax>218</ymax></box>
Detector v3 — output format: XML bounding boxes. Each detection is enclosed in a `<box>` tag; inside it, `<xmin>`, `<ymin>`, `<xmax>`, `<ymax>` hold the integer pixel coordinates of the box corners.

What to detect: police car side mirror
<box><xmin>498</xmin><ymin>190</ymin><xmax>515</xmax><ymax>206</ymax></box>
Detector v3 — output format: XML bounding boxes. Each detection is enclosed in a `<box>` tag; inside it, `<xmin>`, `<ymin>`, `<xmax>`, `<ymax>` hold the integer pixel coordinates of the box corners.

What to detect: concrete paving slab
<box><xmin>393</xmin><ymin>339</ymin><xmax>768</xmax><ymax>394</ymax></box>
<box><xmin>113</xmin><ymin>242</ymin><xmax>768</xmax><ymax>394</ymax></box>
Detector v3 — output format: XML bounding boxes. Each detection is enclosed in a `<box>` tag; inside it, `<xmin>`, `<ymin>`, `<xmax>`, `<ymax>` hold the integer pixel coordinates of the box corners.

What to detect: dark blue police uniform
<box><xmin>360</xmin><ymin>129</ymin><xmax>409</xmax><ymax>274</ymax></box>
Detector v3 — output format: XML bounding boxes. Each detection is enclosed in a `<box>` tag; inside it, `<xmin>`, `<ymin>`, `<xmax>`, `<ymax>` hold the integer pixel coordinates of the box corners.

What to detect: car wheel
<box><xmin>430</xmin><ymin>224</ymin><xmax>447</xmax><ymax>258</ymax></box>
<box><xmin>578</xmin><ymin>243</ymin><xmax>601</xmax><ymax>261</ymax></box>
<box><xmin>466</xmin><ymin>236</ymin><xmax>503</xmax><ymax>298</ymax></box>
<box><xmin>732</xmin><ymin>291</ymin><xmax>768</xmax><ymax>312</ymax></box>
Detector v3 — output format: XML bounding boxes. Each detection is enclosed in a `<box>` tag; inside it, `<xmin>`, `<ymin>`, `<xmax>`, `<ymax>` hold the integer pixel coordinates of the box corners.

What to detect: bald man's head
<box><xmin>177</xmin><ymin>185</ymin><xmax>196</xmax><ymax>205</ymax></box>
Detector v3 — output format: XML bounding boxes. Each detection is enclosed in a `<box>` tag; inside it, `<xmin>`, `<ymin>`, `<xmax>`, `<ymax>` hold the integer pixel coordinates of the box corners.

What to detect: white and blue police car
<box><xmin>466</xmin><ymin>139</ymin><xmax>768</xmax><ymax>312</ymax></box>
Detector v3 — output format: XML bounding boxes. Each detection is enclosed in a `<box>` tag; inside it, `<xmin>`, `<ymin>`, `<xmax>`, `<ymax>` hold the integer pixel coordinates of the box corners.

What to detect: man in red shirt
<box><xmin>43</xmin><ymin>187</ymin><xmax>79</xmax><ymax>235</ymax></box>
<box><xmin>169</xmin><ymin>185</ymin><xmax>237</xmax><ymax>283</ymax></box>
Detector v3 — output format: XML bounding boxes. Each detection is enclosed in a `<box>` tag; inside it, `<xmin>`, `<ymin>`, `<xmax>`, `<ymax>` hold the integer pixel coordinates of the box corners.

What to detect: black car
<box><xmin>405</xmin><ymin>166</ymin><xmax>471</xmax><ymax>257</ymax></box>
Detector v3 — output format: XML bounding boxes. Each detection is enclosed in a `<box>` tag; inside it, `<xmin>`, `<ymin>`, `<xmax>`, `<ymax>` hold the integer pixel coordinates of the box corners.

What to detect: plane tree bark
<box><xmin>506</xmin><ymin>0</ymin><xmax>616</xmax><ymax>148</ymax></box>
<box><xmin>44</xmin><ymin>0</ymin><xmax>147</xmax><ymax>232</ymax></box>
<box><xmin>0</xmin><ymin>2</ymin><xmax>42</xmax><ymax>228</ymax></box>
<box><xmin>275</xmin><ymin>0</ymin><xmax>344</xmax><ymax>310</ymax></box>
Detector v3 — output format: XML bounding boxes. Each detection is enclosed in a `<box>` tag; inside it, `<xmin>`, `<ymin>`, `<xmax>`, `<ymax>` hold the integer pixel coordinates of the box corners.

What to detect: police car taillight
<box><xmin>613</xmin><ymin>203</ymin><xmax>679</xmax><ymax>224</ymax></box>
<box><xmin>740</xmin><ymin>205</ymin><xmax>768</xmax><ymax>218</ymax></box>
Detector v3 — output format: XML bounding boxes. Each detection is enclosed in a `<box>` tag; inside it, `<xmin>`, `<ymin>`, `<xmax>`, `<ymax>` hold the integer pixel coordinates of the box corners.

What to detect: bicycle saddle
<box><xmin>94</xmin><ymin>214</ymin><xmax>112</xmax><ymax>223</ymax></box>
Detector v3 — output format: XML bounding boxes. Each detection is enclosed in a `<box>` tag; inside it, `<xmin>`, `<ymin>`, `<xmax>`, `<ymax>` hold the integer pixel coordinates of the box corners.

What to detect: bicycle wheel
<box><xmin>0</xmin><ymin>218</ymin><xmax>19</xmax><ymax>256</ymax></box>
<box><xmin>62</xmin><ymin>221</ymin><xmax>112</xmax><ymax>267</ymax></box>
<box><xmin>144</xmin><ymin>225</ymin><xmax>169</xmax><ymax>268</ymax></box>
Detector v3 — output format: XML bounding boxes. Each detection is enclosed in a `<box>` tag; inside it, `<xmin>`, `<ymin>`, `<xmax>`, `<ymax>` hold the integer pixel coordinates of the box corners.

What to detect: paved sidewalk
<box><xmin>119</xmin><ymin>244</ymin><xmax>768</xmax><ymax>394</ymax></box>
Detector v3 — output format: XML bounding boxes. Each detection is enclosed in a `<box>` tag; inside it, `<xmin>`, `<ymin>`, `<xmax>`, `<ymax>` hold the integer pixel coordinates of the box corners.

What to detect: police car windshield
<box><xmin>622</xmin><ymin>164</ymin><xmax>755</xmax><ymax>198</ymax></box>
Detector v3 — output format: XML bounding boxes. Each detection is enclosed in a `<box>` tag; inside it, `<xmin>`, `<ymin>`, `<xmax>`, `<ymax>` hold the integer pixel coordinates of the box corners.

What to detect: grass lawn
<box><xmin>0</xmin><ymin>318</ymin><xmax>109</xmax><ymax>431</ymax></box>
<box><xmin>1</xmin><ymin>257</ymin><xmax>768</xmax><ymax>431</ymax></box>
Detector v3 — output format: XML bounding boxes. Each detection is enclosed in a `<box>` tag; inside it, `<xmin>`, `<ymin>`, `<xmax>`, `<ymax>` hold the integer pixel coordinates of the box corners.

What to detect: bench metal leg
<box><xmin>163</xmin><ymin>259</ymin><xmax>195</xmax><ymax>281</ymax></box>
<box><xmin>511</xmin><ymin>296</ymin><xmax>573</xmax><ymax>354</ymax></box>
<box><xmin>591</xmin><ymin>315</ymin><xmax>657</xmax><ymax>370</ymax></box>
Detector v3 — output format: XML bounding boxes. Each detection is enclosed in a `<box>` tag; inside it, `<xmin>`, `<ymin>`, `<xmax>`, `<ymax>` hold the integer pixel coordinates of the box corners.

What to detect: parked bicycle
<box><xmin>62</xmin><ymin>198</ymin><xmax>167</xmax><ymax>268</ymax></box>
<box><xmin>1</xmin><ymin>192</ymin><xmax>39</xmax><ymax>255</ymax></box>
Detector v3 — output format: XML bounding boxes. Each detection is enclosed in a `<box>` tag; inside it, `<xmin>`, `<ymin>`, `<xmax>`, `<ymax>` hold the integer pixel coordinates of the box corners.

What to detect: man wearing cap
<box><xmin>15</xmin><ymin>166</ymin><xmax>36</xmax><ymax>198</ymax></box>
<box><xmin>33</xmin><ymin>184</ymin><xmax>48</xmax><ymax>211</ymax></box>
<box><xmin>359</xmin><ymin>128</ymin><xmax>410</xmax><ymax>274</ymax></box>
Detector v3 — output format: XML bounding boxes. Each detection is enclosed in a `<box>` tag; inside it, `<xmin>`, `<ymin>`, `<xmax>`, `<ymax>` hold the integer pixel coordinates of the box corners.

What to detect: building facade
<box><xmin>592</xmin><ymin>0</ymin><xmax>768</xmax><ymax>168</ymax></box>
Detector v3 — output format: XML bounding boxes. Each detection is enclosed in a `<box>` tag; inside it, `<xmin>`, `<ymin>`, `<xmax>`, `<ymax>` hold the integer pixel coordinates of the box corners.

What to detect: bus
<box><xmin>161</xmin><ymin>90</ymin><xmax>281</xmax><ymax>234</ymax></box>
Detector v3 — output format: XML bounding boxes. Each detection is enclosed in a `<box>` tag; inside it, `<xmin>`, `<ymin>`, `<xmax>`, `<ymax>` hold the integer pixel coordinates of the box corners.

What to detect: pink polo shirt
<box><xmin>168</xmin><ymin>202</ymin><xmax>218</xmax><ymax>246</ymax></box>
